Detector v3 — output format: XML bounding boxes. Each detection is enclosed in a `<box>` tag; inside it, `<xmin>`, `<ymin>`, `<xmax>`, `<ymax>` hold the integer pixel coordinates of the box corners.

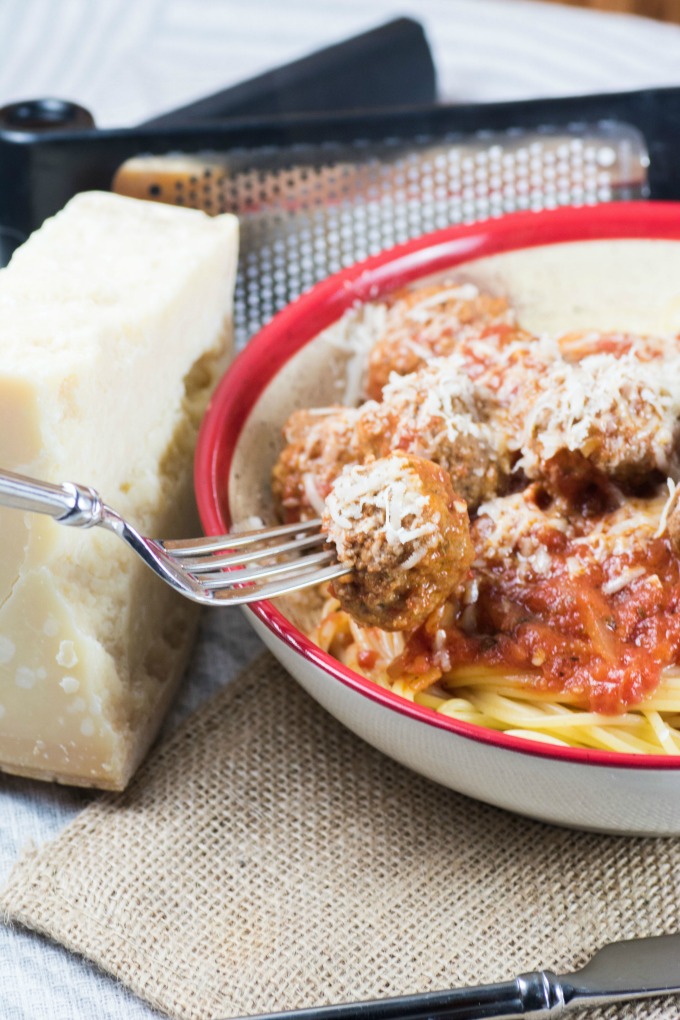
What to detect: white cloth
<box><xmin>2</xmin><ymin>0</ymin><xmax>680</xmax><ymax>125</ymax></box>
<box><xmin>1</xmin><ymin>1</ymin><xmax>680</xmax><ymax>1016</ymax></box>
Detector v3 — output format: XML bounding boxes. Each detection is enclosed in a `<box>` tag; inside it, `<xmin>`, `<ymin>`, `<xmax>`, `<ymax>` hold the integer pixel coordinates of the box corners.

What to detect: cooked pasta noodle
<box><xmin>312</xmin><ymin>592</ymin><xmax>680</xmax><ymax>754</ymax></box>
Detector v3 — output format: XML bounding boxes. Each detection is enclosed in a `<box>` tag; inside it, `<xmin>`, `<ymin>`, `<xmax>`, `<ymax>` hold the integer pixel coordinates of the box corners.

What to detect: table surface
<box><xmin>3</xmin><ymin>1</ymin><xmax>680</xmax><ymax>1016</ymax></box>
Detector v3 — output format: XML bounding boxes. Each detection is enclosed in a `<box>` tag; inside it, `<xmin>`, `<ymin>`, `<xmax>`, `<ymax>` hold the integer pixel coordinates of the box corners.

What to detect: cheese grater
<box><xmin>112</xmin><ymin>123</ymin><xmax>648</xmax><ymax>348</ymax></box>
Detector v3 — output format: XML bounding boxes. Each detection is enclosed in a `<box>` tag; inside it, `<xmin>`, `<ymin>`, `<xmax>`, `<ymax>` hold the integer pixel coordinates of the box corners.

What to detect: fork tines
<box><xmin>160</xmin><ymin>518</ymin><xmax>346</xmax><ymax>601</ymax></box>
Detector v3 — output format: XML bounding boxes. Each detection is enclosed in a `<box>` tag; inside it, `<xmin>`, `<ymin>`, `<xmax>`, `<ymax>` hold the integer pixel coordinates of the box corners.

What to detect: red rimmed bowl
<box><xmin>196</xmin><ymin>202</ymin><xmax>680</xmax><ymax>835</ymax></box>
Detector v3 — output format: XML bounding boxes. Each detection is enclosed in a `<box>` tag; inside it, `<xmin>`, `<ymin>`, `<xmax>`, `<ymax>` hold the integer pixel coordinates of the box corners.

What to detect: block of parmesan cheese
<box><xmin>0</xmin><ymin>191</ymin><xmax>238</xmax><ymax>789</ymax></box>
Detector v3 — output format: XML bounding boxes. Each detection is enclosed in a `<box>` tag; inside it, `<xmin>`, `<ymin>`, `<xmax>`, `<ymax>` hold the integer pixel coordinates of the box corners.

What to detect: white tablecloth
<box><xmin>2</xmin><ymin>1</ymin><xmax>680</xmax><ymax>1016</ymax></box>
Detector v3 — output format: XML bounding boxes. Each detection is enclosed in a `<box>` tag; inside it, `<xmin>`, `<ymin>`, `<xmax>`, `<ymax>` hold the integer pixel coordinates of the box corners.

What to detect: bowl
<box><xmin>196</xmin><ymin>202</ymin><xmax>680</xmax><ymax>835</ymax></box>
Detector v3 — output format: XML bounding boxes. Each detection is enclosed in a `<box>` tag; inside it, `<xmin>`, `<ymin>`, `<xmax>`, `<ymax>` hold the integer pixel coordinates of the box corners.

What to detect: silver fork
<box><xmin>0</xmin><ymin>469</ymin><xmax>348</xmax><ymax>605</ymax></box>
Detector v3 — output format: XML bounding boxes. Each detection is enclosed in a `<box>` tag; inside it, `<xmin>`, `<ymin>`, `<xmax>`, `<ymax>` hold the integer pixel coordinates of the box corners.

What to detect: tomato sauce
<box><xmin>395</xmin><ymin>532</ymin><xmax>680</xmax><ymax>714</ymax></box>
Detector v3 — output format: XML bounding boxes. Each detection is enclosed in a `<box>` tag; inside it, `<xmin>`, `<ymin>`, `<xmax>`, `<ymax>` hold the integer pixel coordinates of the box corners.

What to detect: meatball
<box><xmin>272</xmin><ymin>407</ymin><xmax>367</xmax><ymax>522</ymax></box>
<box><xmin>367</xmin><ymin>355</ymin><xmax>513</xmax><ymax>509</ymax></box>
<box><xmin>482</xmin><ymin>332</ymin><xmax>554</xmax><ymax>404</ymax></box>
<box><xmin>518</xmin><ymin>350</ymin><xmax>680</xmax><ymax>485</ymax></box>
<box><xmin>323</xmin><ymin>452</ymin><xmax>474</xmax><ymax>630</ymax></box>
<box><xmin>274</xmin><ymin>352</ymin><xmax>512</xmax><ymax>525</ymax></box>
<box><xmin>365</xmin><ymin>282</ymin><xmax>516</xmax><ymax>400</ymax></box>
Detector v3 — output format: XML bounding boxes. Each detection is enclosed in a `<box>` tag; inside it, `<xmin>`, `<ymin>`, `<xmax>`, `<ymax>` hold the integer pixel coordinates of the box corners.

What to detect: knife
<box><xmin>227</xmin><ymin>934</ymin><xmax>680</xmax><ymax>1019</ymax></box>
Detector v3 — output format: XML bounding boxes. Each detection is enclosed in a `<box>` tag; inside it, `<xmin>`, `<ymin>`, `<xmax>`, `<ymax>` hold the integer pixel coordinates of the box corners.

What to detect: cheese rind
<box><xmin>0</xmin><ymin>192</ymin><xmax>238</xmax><ymax>789</ymax></box>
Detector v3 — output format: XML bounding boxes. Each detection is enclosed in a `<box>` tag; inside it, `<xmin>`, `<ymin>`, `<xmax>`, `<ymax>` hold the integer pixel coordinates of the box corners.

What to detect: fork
<box><xmin>0</xmin><ymin>469</ymin><xmax>348</xmax><ymax>605</ymax></box>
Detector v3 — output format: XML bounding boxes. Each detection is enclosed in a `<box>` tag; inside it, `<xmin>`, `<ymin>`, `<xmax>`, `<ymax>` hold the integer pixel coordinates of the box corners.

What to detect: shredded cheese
<box><xmin>573</xmin><ymin>495</ymin><xmax>664</xmax><ymax>563</ymax></box>
<box><xmin>324</xmin><ymin>456</ymin><xmax>441</xmax><ymax>568</ymax></box>
<box><xmin>322</xmin><ymin>302</ymin><xmax>389</xmax><ymax>405</ymax></box>
<box><xmin>601</xmin><ymin>566</ymin><xmax>647</xmax><ymax>596</ymax></box>
<box><xmin>655</xmin><ymin>478</ymin><xmax>678</xmax><ymax>538</ymax></box>
<box><xmin>302</xmin><ymin>473</ymin><xmax>325</xmax><ymax>516</ymax></box>
<box><xmin>518</xmin><ymin>348</ymin><xmax>680</xmax><ymax>476</ymax></box>
<box><xmin>379</xmin><ymin>354</ymin><xmax>499</xmax><ymax>454</ymax></box>
<box><xmin>404</xmin><ymin>283</ymin><xmax>481</xmax><ymax>322</ymax></box>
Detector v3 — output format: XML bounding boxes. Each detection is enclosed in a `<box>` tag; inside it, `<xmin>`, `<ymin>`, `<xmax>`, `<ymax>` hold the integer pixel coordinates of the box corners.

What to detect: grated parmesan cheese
<box><xmin>302</xmin><ymin>473</ymin><xmax>326</xmax><ymax>516</ymax></box>
<box><xmin>231</xmin><ymin>515</ymin><xmax>266</xmax><ymax>533</ymax></box>
<box><xmin>601</xmin><ymin>566</ymin><xmax>647</xmax><ymax>596</ymax></box>
<box><xmin>573</xmin><ymin>495</ymin><xmax>664</xmax><ymax>563</ymax></box>
<box><xmin>655</xmin><ymin>478</ymin><xmax>678</xmax><ymax>538</ymax></box>
<box><xmin>518</xmin><ymin>348</ymin><xmax>680</xmax><ymax>478</ymax></box>
<box><xmin>325</xmin><ymin>456</ymin><xmax>439</xmax><ymax>562</ymax></box>
<box><xmin>473</xmin><ymin>491</ymin><xmax>573</xmax><ymax>580</ymax></box>
<box><xmin>379</xmin><ymin>354</ymin><xmax>500</xmax><ymax>456</ymax></box>
<box><xmin>404</xmin><ymin>283</ymin><xmax>481</xmax><ymax>322</ymax></box>
<box><xmin>433</xmin><ymin>627</ymin><xmax>452</xmax><ymax>671</ymax></box>
<box><xmin>322</xmin><ymin>302</ymin><xmax>389</xmax><ymax>405</ymax></box>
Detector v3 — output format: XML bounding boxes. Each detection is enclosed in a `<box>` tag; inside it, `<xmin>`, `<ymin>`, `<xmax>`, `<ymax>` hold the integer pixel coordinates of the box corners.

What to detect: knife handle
<box><xmin>226</xmin><ymin>971</ymin><xmax>566</xmax><ymax>1020</ymax></box>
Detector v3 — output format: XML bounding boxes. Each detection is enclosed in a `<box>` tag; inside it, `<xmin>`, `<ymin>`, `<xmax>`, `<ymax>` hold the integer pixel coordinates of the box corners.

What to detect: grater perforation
<box><xmin>111</xmin><ymin>121</ymin><xmax>649</xmax><ymax>348</ymax></box>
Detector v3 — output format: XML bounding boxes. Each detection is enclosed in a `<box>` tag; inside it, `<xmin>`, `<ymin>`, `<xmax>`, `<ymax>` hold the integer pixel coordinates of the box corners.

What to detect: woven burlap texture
<box><xmin>1</xmin><ymin>652</ymin><xmax>680</xmax><ymax>1020</ymax></box>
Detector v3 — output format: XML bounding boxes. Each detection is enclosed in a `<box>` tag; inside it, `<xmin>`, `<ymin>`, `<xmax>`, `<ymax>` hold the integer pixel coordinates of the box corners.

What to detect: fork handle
<box><xmin>0</xmin><ymin>469</ymin><xmax>105</xmax><ymax>527</ymax></box>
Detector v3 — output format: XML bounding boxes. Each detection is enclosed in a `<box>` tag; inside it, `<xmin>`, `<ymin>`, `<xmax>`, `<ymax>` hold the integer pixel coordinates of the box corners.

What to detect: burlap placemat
<box><xmin>1</xmin><ymin>652</ymin><xmax>680</xmax><ymax>1020</ymax></box>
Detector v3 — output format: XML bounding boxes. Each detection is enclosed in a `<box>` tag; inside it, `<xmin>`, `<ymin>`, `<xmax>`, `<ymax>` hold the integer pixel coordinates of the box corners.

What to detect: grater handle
<box><xmin>140</xmin><ymin>18</ymin><xmax>436</xmax><ymax>129</ymax></box>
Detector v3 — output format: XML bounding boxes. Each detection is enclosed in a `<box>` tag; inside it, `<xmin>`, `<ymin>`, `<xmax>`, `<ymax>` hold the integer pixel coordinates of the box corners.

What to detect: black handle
<box><xmin>5</xmin><ymin>86</ymin><xmax>680</xmax><ymax>247</ymax></box>
<box><xmin>140</xmin><ymin>17</ymin><xmax>436</xmax><ymax>128</ymax></box>
<box><xmin>0</xmin><ymin>98</ymin><xmax>95</xmax><ymax>132</ymax></box>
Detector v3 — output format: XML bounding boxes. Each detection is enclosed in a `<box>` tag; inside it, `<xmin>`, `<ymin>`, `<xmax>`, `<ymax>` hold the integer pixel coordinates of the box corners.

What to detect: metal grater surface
<box><xmin>114</xmin><ymin>121</ymin><xmax>649</xmax><ymax>348</ymax></box>
<box><xmin>232</xmin><ymin>122</ymin><xmax>648</xmax><ymax>348</ymax></box>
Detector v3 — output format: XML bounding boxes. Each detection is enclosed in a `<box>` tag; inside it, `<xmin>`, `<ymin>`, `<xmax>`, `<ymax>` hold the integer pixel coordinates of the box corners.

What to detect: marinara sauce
<box><xmin>391</xmin><ymin>494</ymin><xmax>680</xmax><ymax>715</ymax></box>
